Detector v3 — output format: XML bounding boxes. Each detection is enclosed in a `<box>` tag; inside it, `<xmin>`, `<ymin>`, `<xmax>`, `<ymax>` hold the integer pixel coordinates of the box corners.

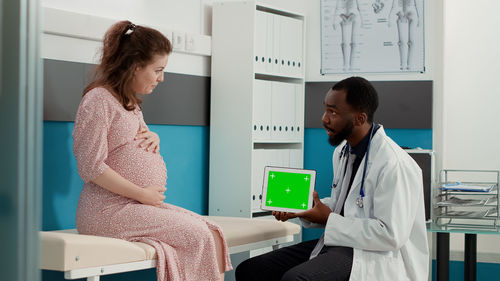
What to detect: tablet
<box><xmin>260</xmin><ymin>166</ymin><xmax>316</xmax><ymax>213</ymax></box>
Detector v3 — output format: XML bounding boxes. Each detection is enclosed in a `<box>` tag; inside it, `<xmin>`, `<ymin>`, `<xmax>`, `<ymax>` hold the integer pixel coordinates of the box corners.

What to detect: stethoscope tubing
<box><xmin>360</xmin><ymin>123</ymin><xmax>376</xmax><ymax>199</ymax></box>
<box><xmin>335</xmin><ymin>123</ymin><xmax>376</xmax><ymax>207</ymax></box>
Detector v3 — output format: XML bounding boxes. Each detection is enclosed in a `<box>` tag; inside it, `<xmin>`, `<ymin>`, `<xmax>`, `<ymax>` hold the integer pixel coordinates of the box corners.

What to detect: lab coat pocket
<box><xmin>364</xmin><ymin>251</ymin><xmax>409</xmax><ymax>281</ymax></box>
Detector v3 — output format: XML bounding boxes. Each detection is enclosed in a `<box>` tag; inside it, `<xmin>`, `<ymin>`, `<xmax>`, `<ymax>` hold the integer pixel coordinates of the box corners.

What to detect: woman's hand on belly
<box><xmin>139</xmin><ymin>185</ymin><xmax>167</xmax><ymax>206</ymax></box>
<box><xmin>135</xmin><ymin>128</ymin><xmax>160</xmax><ymax>153</ymax></box>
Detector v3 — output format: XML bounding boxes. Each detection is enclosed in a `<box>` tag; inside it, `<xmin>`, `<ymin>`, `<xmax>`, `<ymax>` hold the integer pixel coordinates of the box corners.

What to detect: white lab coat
<box><xmin>302</xmin><ymin>126</ymin><xmax>429</xmax><ymax>281</ymax></box>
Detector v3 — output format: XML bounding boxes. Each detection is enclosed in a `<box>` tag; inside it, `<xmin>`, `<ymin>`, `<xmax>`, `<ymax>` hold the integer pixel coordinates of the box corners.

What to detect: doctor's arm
<box><xmin>323</xmin><ymin>161</ymin><xmax>422</xmax><ymax>251</ymax></box>
<box><xmin>298</xmin><ymin>192</ymin><xmax>332</xmax><ymax>225</ymax></box>
<box><xmin>273</xmin><ymin>193</ymin><xmax>333</xmax><ymax>227</ymax></box>
<box><xmin>293</xmin><ymin>193</ymin><xmax>334</xmax><ymax>228</ymax></box>
<box><xmin>296</xmin><ymin>146</ymin><xmax>343</xmax><ymax>227</ymax></box>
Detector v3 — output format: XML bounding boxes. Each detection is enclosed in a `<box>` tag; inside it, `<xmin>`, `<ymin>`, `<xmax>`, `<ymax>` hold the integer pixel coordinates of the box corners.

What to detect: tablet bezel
<box><xmin>260</xmin><ymin>166</ymin><xmax>316</xmax><ymax>213</ymax></box>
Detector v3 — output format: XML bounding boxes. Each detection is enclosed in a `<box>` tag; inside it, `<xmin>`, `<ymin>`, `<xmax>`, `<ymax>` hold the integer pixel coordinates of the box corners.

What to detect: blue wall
<box><xmin>42</xmin><ymin>121</ymin><xmax>209</xmax><ymax>231</ymax></box>
<box><xmin>44</xmin><ymin>122</ymin><xmax>500</xmax><ymax>281</ymax></box>
<box><xmin>43</xmin><ymin>123</ymin><xmax>432</xmax><ymax>232</ymax></box>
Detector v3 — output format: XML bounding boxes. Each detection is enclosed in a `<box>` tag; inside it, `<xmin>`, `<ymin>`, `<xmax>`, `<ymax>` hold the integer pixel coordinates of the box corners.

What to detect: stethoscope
<box><xmin>333</xmin><ymin>124</ymin><xmax>376</xmax><ymax>209</ymax></box>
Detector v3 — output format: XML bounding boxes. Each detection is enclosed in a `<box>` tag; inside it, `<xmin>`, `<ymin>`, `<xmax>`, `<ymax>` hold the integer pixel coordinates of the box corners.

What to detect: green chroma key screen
<box><xmin>265</xmin><ymin>171</ymin><xmax>312</xmax><ymax>210</ymax></box>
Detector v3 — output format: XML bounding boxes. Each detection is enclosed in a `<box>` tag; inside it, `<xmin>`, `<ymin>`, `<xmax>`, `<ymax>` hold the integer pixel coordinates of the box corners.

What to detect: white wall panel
<box><xmin>43</xmin><ymin>0</ymin><xmax>203</xmax><ymax>34</ymax></box>
<box><xmin>442</xmin><ymin>0</ymin><xmax>500</xmax><ymax>263</ymax></box>
<box><xmin>41</xmin><ymin>6</ymin><xmax>211</xmax><ymax>76</ymax></box>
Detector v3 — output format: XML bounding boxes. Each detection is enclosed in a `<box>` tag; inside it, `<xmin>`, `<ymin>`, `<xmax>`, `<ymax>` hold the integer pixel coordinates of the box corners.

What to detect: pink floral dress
<box><xmin>73</xmin><ymin>87</ymin><xmax>232</xmax><ymax>281</ymax></box>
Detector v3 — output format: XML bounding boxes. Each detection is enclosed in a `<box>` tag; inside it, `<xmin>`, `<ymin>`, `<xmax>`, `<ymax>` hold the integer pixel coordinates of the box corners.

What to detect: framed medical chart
<box><xmin>320</xmin><ymin>0</ymin><xmax>425</xmax><ymax>74</ymax></box>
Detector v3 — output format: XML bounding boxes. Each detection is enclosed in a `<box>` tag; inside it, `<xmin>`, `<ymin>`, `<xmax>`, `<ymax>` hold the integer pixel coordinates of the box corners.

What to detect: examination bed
<box><xmin>40</xmin><ymin>216</ymin><xmax>301</xmax><ymax>281</ymax></box>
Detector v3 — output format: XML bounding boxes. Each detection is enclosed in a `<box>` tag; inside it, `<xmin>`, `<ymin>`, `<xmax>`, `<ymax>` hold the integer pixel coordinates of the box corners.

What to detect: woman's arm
<box><xmin>73</xmin><ymin>89</ymin><xmax>165</xmax><ymax>206</ymax></box>
<box><xmin>136</xmin><ymin>111</ymin><xmax>160</xmax><ymax>153</ymax></box>
<box><xmin>135</xmin><ymin>127</ymin><xmax>160</xmax><ymax>153</ymax></box>
<box><xmin>93</xmin><ymin>168</ymin><xmax>166</xmax><ymax>206</ymax></box>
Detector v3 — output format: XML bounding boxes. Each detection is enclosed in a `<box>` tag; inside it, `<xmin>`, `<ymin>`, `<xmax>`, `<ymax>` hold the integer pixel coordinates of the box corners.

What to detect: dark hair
<box><xmin>332</xmin><ymin>77</ymin><xmax>379</xmax><ymax>123</ymax></box>
<box><xmin>84</xmin><ymin>20</ymin><xmax>173</xmax><ymax>110</ymax></box>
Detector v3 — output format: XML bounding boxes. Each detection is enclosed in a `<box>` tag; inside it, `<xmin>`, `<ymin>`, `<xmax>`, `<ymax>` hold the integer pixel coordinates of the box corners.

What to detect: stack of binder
<box><xmin>254</xmin><ymin>10</ymin><xmax>303</xmax><ymax>77</ymax></box>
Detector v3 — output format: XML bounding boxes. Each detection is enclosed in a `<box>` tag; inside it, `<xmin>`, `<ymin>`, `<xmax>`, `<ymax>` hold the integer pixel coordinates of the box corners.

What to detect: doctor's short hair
<box><xmin>332</xmin><ymin>77</ymin><xmax>379</xmax><ymax>123</ymax></box>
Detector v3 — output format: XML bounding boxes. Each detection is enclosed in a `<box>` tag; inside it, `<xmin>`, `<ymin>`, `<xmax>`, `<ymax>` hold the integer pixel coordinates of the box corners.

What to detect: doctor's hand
<box><xmin>139</xmin><ymin>185</ymin><xmax>166</xmax><ymax>207</ymax></box>
<box><xmin>272</xmin><ymin>211</ymin><xmax>297</xmax><ymax>222</ymax></box>
<box><xmin>135</xmin><ymin>128</ymin><xmax>160</xmax><ymax>153</ymax></box>
<box><xmin>294</xmin><ymin>191</ymin><xmax>332</xmax><ymax>225</ymax></box>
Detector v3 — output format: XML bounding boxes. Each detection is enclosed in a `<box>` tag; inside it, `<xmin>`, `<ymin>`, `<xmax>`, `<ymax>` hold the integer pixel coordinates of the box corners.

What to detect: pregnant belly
<box><xmin>106</xmin><ymin>140</ymin><xmax>167</xmax><ymax>187</ymax></box>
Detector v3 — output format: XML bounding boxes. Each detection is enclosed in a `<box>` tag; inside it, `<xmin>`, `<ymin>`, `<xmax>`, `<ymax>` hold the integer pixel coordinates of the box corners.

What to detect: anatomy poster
<box><xmin>321</xmin><ymin>0</ymin><xmax>425</xmax><ymax>74</ymax></box>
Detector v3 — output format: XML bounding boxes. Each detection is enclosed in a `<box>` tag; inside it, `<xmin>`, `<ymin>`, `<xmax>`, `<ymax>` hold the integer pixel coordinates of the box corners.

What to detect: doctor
<box><xmin>236</xmin><ymin>77</ymin><xmax>429</xmax><ymax>281</ymax></box>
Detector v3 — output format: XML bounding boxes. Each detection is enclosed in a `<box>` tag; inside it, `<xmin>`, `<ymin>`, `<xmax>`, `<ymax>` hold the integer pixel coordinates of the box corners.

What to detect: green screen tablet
<box><xmin>261</xmin><ymin>166</ymin><xmax>316</xmax><ymax>213</ymax></box>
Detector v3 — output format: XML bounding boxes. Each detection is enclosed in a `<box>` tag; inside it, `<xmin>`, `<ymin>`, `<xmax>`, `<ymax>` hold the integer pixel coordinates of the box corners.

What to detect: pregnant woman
<box><xmin>73</xmin><ymin>21</ymin><xmax>232</xmax><ymax>281</ymax></box>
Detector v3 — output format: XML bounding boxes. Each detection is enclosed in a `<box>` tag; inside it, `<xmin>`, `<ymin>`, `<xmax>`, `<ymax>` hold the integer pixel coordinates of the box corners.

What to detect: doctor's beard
<box><xmin>326</xmin><ymin>120</ymin><xmax>354</xmax><ymax>146</ymax></box>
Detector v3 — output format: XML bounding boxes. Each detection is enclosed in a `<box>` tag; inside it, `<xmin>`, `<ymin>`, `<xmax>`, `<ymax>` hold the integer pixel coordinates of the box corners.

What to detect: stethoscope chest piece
<box><xmin>356</xmin><ymin>196</ymin><xmax>364</xmax><ymax>208</ymax></box>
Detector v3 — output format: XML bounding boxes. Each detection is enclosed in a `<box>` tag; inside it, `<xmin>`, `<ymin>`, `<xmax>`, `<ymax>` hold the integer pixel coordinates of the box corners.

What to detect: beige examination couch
<box><xmin>40</xmin><ymin>216</ymin><xmax>301</xmax><ymax>281</ymax></box>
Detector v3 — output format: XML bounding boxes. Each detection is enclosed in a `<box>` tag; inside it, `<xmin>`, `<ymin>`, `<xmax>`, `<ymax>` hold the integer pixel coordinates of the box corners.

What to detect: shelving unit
<box><xmin>209</xmin><ymin>1</ymin><xmax>306</xmax><ymax>219</ymax></box>
<box><xmin>434</xmin><ymin>169</ymin><xmax>500</xmax><ymax>230</ymax></box>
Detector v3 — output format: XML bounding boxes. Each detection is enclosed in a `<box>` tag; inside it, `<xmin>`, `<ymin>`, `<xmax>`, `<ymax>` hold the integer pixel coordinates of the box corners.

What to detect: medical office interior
<box><xmin>1</xmin><ymin>0</ymin><xmax>500</xmax><ymax>280</ymax></box>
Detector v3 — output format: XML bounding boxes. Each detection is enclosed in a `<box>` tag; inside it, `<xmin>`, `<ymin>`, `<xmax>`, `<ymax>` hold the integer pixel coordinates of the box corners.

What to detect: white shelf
<box><xmin>209</xmin><ymin>1</ymin><xmax>306</xmax><ymax>219</ymax></box>
<box><xmin>255</xmin><ymin>72</ymin><xmax>304</xmax><ymax>81</ymax></box>
<box><xmin>253</xmin><ymin>141</ymin><xmax>303</xmax><ymax>145</ymax></box>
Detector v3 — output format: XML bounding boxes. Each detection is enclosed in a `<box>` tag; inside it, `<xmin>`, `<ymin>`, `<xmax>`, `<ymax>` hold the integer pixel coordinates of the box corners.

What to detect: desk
<box><xmin>427</xmin><ymin>222</ymin><xmax>499</xmax><ymax>281</ymax></box>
